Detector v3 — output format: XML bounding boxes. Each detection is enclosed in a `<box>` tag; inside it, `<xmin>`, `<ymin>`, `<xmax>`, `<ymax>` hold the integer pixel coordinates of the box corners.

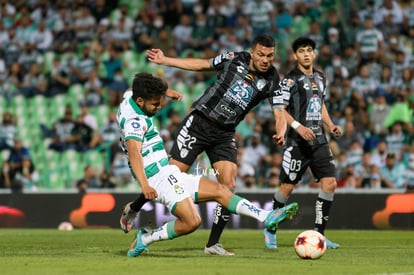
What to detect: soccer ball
<box><xmin>294</xmin><ymin>230</ymin><xmax>326</xmax><ymax>259</ymax></box>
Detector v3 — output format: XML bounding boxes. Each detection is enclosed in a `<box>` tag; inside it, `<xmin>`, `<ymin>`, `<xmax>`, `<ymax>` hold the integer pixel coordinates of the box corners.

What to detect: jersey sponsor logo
<box><xmin>303</xmin><ymin>83</ymin><xmax>310</xmax><ymax>90</ymax></box>
<box><xmin>131</xmin><ymin>121</ymin><xmax>140</xmax><ymax>129</ymax></box>
<box><xmin>176</xmin><ymin>115</ymin><xmax>196</xmax><ymax>159</ymax></box>
<box><xmin>220</xmin><ymin>104</ymin><xmax>237</xmax><ymax>118</ymax></box>
<box><xmin>306</xmin><ymin>95</ymin><xmax>322</xmax><ymax>121</ymax></box>
<box><xmin>224</xmin><ymin>80</ymin><xmax>253</xmax><ymax>110</ymax></box>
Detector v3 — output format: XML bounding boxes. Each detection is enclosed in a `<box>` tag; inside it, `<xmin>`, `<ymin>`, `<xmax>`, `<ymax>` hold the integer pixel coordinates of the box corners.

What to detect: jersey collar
<box><xmin>128</xmin><ymin>96</ymin><xmax>146</xmax><ymax>116</ymax></box>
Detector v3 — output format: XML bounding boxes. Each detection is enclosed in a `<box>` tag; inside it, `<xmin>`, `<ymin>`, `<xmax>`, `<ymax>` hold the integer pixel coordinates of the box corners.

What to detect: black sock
<box><xmin>272</xmin><ymin>198</ymin><xmax>285</xmax><ymax>210</ymax></box>
<box><xmin>130</xmin><ymin>193</ymin><xmax>149</xmax><ymax>212</ymax></box>
<box><xmin>313</xmin><ymin>197</ymin><xmax>332</xmax><ymax>235</ymax></box>
<box><xmin>206</xmin><ymin>203</ymin><xmax>231</xmax><ymax>247</ymax></box>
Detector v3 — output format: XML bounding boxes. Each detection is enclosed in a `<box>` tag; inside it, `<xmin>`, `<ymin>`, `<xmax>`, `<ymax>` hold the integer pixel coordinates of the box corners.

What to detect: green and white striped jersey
<box><xmin>117</xmin><ymin>91</ymin><xmax>169</xmax><ymax>179</ymax></box>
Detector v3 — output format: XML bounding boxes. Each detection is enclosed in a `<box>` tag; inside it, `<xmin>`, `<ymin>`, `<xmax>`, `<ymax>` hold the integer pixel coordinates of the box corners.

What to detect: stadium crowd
<box><xmin>0</xmin><ymin>0</ymin><xmax>413</xmax><ymax>192</ymax></box>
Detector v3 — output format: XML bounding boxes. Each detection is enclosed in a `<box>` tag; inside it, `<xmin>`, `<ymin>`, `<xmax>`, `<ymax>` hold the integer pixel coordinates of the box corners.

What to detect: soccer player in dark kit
<box><xmin>121</xmin><ymin>35</ymin><xmax>299</xmax><ymax>255</ymax></box>
<box><xmin>263</xmin><ymin>37</ymin><xmax>342</xmax><ymax>250</ymax></box>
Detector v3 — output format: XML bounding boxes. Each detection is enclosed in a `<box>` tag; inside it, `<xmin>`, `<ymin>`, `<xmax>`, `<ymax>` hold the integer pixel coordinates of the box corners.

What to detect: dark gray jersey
<box><xmin>281</xmin><ymin>67</ymin><xmax>328</xmax><ymax>146</ymax></box>
<box><xmin>192</xmin><ymin>51</ymin><xmax>282</xmax><ymax>129</ymax></box>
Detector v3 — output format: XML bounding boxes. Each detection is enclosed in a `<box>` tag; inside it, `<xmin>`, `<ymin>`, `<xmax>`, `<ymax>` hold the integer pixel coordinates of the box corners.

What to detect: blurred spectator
<box><xmin>306</xmin><ymin>21</ymin><xmax>323</xmax><ymax>51</ymax></box>
<box><xmin>337</xmin><ymin>164</ymin><xmax>358</xmax><ymax>189</ymax></box>
<box><xmin>377</xmin><ymin>0</ymin><xmax>404</xmax><ymax>27</ymax></box>
<box><xmin>76</xmin><ymin>178</ymin><xmax>88</xmax><ymax>193</ymax></box>
<box><xmin>48</xmin><ymin>107</ymin><xmax>76</xmax><ymax>152</ymax></box>
<box><xmin>89</xmin><ymin>0</ymin><xmax>113</xmax><ymax>23</ymax></box>
<box><xmin>236</xmin><ymin>111</ymin><xmax>256</xmax><ymax>141</ymax></box>
<box><xmin>21</xmin><ymin>63</ymin><xmax>48</xmax><ymax>98</ymax></box>
<box><xmin>341</xmin><ymin>45</ymin><xmax>360</xmax><ymax>77</ymax></box>
<box><xmin>96</xmin><ymin>111</ymin><xmax>120</xmax><ymax>165</ymax></box>
<box><xmin>77</xmin><ymin>165</ymin><xmax>102</xmax><ymax>189</ymax></box>
<box><xmin>102</xmin><ymin>46</ymin><xmax>122</xmax><ymax>84</ymax></box>
<box><xmin>108</xmin><ymin>15</ymin><xmax>133</xmax><ymax>51</ymax></box>
<box><xmin>376</xmin><ymin>66</ymin><xmax>397</xmax><ymax>104</ymax></box>
<box><xmin>107</xmin><ymin>68</ymin><xmax>129</xmax><ymax>109</ymax></box>
<box><xmin>100</xmin><ymin>170</ymin><xmax>116</xmax><ymax>189</ymax></box>
<box><xmin>1</xmin><ymin>139</ymin><xmax>32</xmax><ymax>191</ymax></box>
<box><xmin>152</xmin><ymin>27</ymin><xmax>175</xmax><ymax>54</ymax></box>
<box><xmin>371</xmin><ymin>139</ymin><xmax>389</xmax><ymax>168</ymax></box>
<box><xmin>320</xmin><ymin>9</ymin><xmax>348</xmax><ymax>51</ymax></box>
<box><xmin>274</xmin><ymin>2</ymin><xmax>293</xmax><ymax>33</ymax></box>
<box><xmin>158</xmin><ymin>0</ymin><xmax>182</xmax><ymax>28</ymax></box>
<box><xmin>78</xmin><ymin>102</ymin><xmax>98</xmax><ymax>131</ymax></box>
<box><xmin>73</xmin><ymin>4</ymin><xmax>96</xmax><ymax>43</ymax></box>
<box><xmin>402</xmin><ymin>151</ymin><xmax>414</xmax><ymax>192</ymax></box>
<box><xmin>385</xmin><ymin>121</ymin><xmax>409</xmax><ymax>160</ymax></box>
<box><xmin>132</xmin><ymin>12</ymin><xmax>153</xmax><ymax>51</ymax></box>
<box><xmin>240</xmin><ymin>133</ymin><xmax>269</xmax><ymax>173</ymax></box>
<box><xmin>52</xmin><ymin>20</ymin><xmax>77</xmax><ymax>54</ymax></box>
<box><xmin>0</xmin><ymin>62</ymin><xmax>24</xmax><ymax>103</ymax></box>
<box><xmin>83</xmin><ymin>68</ymin><xmax>104</xmax><ymax>107</ymax></box>
<box><xmin>74</xmin><ymin>45</ymin><xmax>97</xmax><ymax>84</ymax></box>
<box><xmin>369</xmin><ymin>93</ymin><xmax>391</xmax><ymax>137</ymax></box>
<box><xmin>336</xmin><ymin>120</ymin><xmax>365</xmax><ymax>152</ymax></box>
<box><xmin>377</xmin><ymin>11</ymin><xmax>400</xmax><ymax>42</ymax></box>
<box><xmin>0</xmin><ymin>112</ymin><xmax>17</xmax><ymax>151</ymax></box>
<box><xmin>192</xmin><ymin>13</ymin><xmax>214</xmax><ymax>52</ymax></box>
<box><xmin>172</xmin><ymin>14</ymin><xmax>193</xmax><ymax>53</ymax></box>
<box><xmin>30</xmin><ymin>20</ymin><xmax>53</xmax><ymax>53</ymax></box>
<box><xmin>3</xmin><ymin>27</ymin><xmax>22</xmax><ymax>67</ymax></box>
<box><xmin>14</xmin><ymin>158</ymin><xmax>39</xmax><ymax>190</ymax></box>
<box><xmin>237</xmin><ymin>163</ymin><xmax>256</xmax><ymax>189</ymax></box>
<box><xmin>111</xmin><ymin>150</ymin><xmax>132</xmax><ymax>187</ymax></box>
<box><xmin>232</xmin><ymin>15</ymin><xmax>252</xmax><ymax>49</ymax></box>
<box><xmin>350</xmin><ymin>64</ymin><xmax>378</xmax><ymax>104</ymax></box>
<box><xmin>380</xmin><ymin>152</ymin><xmax>405</xmax><ymax>188</ymax></box>
<box><xmin>243</xmin><ymin>0</ymin><xmax>275</xmax><ymax>37</ymax></box>
<box><xmin>355</xmin><ymin>15</ymin><xmax>384</xmax><ymax>62</ymax></box>
<box><xmin>18</xmin><ymin>43</ymin><xmax>43</xmax><ymax>73</ymax></box>
<box><xmin>67</xmin><ymin>114</ymin><xmax>100</xmax><ymax>152</ymax></box>
<box><xmin>48</xmin><ymin>57</ymin><xmax>71</xmax><ymax>96</ymax></box>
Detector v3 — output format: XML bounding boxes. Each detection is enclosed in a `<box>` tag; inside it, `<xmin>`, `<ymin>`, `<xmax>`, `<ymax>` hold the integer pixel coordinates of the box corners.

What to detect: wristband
<box><xmin>291</xmin><ymin>121</ymin><xmax>301</xmax><ymax>130</ymax></box>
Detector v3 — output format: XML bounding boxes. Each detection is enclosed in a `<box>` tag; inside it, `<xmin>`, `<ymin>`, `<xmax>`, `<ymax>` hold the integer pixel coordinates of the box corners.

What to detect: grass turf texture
<box><xmin>0</xmin><ymin>229</ymin><xmax>413</xmax><ymax>275</ymax></box>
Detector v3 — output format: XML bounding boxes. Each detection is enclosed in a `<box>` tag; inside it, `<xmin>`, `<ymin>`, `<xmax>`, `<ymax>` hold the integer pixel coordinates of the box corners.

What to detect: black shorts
<box><xmin>169</xmin><ymin>111</ymin><xmax>237</xmax><ymax>166</ymax></box>
<box><xmin>279</xmin><ymin>142</ymin><xmax>336</xmax><ymax>184</ymax></box>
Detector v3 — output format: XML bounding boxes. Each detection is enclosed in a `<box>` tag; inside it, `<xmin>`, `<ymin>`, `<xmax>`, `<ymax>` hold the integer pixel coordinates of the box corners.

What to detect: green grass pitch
<box><xmin>0</xmin><ymin>229</ymin><xmax>413</xmax><ymax>275</ymax></box>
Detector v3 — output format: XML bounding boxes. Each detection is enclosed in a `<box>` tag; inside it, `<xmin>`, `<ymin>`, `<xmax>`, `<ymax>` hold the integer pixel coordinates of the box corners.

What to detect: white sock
<box><xmin>236</xmin><ymin>199</ymin><xmax>270</xmax><ymax>222</ymax></box>
<box><xmin>142</xmin><ymin>224</ymin><xmax>169</xmax><ymax>246</ymax></box>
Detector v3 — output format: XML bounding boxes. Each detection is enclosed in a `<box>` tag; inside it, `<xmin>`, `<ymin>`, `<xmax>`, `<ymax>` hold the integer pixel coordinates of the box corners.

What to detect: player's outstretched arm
<box><xmin>146</xmin><ymin>48</ymin><xmax>211</xmax><ymax>71</ymax></box>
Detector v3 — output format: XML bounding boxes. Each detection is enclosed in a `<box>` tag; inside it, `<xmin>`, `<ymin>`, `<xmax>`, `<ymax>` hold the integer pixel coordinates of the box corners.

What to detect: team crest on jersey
<box><xmin>257</xmin><ymin>79</ymin><xmax>266</xmax><ymax>90</ymax></box>
<box><xmin>174</xmin><ymin>185</ymin><xmax>184</xmax><ymax>195</ymax></box>
<box><xmin>289</xmin><ymin>172</ymin><xmax>297</xmax><ymax>181</ymax></box>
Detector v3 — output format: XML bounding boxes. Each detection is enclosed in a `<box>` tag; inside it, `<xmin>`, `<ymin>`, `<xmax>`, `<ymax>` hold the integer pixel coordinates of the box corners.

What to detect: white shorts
<box><xmin>149</xmin><ymin>164</ymin><xmax>202</xmax><ymax>212</ymax></box>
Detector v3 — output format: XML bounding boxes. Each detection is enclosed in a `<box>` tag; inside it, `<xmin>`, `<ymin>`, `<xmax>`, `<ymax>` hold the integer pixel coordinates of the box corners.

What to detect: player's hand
<box><xmin>296</xmin><ymin>125</ymin><xmax>316</xmax><ymax>141</ymax></box>
<box><xmin>272</xmin><ymin>133</ymin><xmax>285</xmax><ymax>146</ymax></box>
<box><xmin>166</xmin><ymin>89</ymin><xmax>182</xmax><ymax>101</ymax></box>
<box><xmin>141</xmin><ymin>185</ymin><xmax>158</xmax><ymax>200</ymax></box>
<box><xmin>330</xmin><ymin>125</ymin><xmax>342</xmax><ymax>137</ymax></box>
<box><xmin>146</xmin><ymin>48</ymin><xmax>164</xmax><ymax>64</ymax></box>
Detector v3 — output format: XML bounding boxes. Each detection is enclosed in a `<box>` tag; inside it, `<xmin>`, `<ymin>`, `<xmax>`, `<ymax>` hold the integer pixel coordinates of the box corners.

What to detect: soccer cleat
<box><xmin>127</xmin><ymin>228</ymin><xmax>149</xmax><ymax>257</ymax></box>
<box><xmin>325</xmin><ymin>238</ymin><xmax>340</xmax><ymax>249</ymax></box>
<box><xmin>204</xmin><ymin>243</ymin><xmax>235</xmax><ymax>256</ymax></box>
<box><xmin>264</xmin><ymin>202</ymin><xmax>299</xmax><ymax>231</ymax></box>
<box><xmin>263</xmin><ymin>229</ymin><xmax>277</xmax><ymax>249</ymax></box>
<box><xmin>120</xmin><ymin>202</ymin><xmax>137</xmax><ymax>233</ymax></box>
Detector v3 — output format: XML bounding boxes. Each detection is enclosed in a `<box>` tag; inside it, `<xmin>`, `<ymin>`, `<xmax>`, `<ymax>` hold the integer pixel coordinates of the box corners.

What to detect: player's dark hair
<box><xmin>252</xmin><ymin>35</ymin><xmax>275</xmax><ymax>48</ymax></box>
<box><xmin>292</xmin><ymin>37</ymin><xmax>316</xmax><ymax>52</ymax></box>
<box><xmin>131</xmin><ymin>72</ymin><xmax>168</xmax><ymax>100</ymax></box>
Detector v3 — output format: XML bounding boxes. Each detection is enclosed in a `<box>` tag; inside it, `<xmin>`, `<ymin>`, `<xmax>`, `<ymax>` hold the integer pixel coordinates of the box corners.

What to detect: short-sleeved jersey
<box><xmin>117</xmin><ymin>91</ymin><xmax>169</xmax><ymax>179</ymax></box>
<box><xmin>192</xmin><ymin>51</ymin><xmax>283</xmax><ymax>129</ymax></box>
<box><xmin>281</xmin><ymin>67</ymin><xmax>328</xmax><ymax>146</ymax></box>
